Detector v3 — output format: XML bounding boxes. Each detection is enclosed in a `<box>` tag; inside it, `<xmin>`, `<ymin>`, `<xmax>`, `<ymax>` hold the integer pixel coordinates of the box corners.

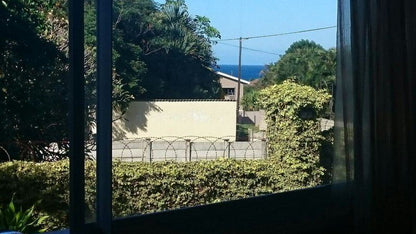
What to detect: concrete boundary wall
<box><xmin>112</xmin><ymin>100</ymin><xmax>237</xmax><ymax>141</ymax></box>
<box><xmin>241</xmin><ymin>110</ymin><xmax>267</xmax><ymax>131</ymax></box>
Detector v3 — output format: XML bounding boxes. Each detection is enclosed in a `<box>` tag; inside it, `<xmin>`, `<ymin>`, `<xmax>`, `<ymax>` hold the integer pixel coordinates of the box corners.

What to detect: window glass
<box><xmin>225</xmin><ymin>88</ymin><xmax>235</xmax><ymax>96</ymax></box>
<box><xmin>0</xmin><ymin>0</ymin><xmax>337</xmax><ymax>231</ymax></box>
<box><xmin>0</xmin><ymin>0</ymin><xmax>71</xmax><ymax>231</ymax></box>
<box><xmin>107</xmin><ymin>0</ymin><xmax>337</xmax><ymax>219</ymax></box>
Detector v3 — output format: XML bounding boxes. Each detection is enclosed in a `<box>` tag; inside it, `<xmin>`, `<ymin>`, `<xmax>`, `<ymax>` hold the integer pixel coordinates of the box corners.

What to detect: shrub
<box><xmin>258</xmin><ymin>81</ymin><xmax>332</xmax><ymax>187</ymax></box>
<box><xmin>241</xmin><ymin>87</ymin><xmax>261</xmax><ymax>111</ymax></box>
<box><xmin>0</xmin><ymin>161</ymin><xmax>71</xmax><ymax>231</ymax></box>
<box><xmin>0</xmin><ymin>158</ymin><xmax>316</xmax><ymax>231</ymax></box>
<box><xmin>0</xmin><ymin>197</ymin><xmax>48</xmax><ymax>233</ymax></box>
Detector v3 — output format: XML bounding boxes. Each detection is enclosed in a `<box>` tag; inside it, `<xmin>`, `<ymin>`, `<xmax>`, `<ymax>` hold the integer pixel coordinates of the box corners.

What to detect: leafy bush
<box><xmin>0</xmin><ymin>197</ymin><xmax>48</xmax><ymax>233</ymax></box>
<box><xmin>241</xmin><ymin>87</ymin><xmax>261</xmax><ymax>111</ymax></box>
<box><xmin>236</xmin><ymin>124</ymin><xmax>259</xmax><ymax>141</ymax></box>
<box><xmin>0</xmin><ymin>158</ymin><xmax>320</xmax><ymax>231</ymax></box>
<box><xmin>259</xmin><ymin>81</ymin><xmax>332</xmax><ymax>187</ymax></box>
<box><xmin>0</xmin><ymin>161</ymin><xmax>70</xmax><ymax>231</ymax></box>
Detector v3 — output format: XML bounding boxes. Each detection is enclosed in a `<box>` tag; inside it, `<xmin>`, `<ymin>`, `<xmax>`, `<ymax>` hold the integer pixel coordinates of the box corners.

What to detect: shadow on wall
<box><xmin>113</xmin><ymin>102</ymin><xmax>162</xmax><ymax>140</ymax></box>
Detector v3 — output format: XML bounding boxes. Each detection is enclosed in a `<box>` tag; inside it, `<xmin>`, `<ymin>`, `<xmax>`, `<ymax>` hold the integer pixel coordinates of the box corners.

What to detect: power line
<box><xmin>217</xmin><ymin>42</ymin><xmax>280</xmax><ymax>56</ymax></box>
<box><xmin>214</xmin><ymin>25</ymin><xmax>336</xmax><ymax>42</ymax></box>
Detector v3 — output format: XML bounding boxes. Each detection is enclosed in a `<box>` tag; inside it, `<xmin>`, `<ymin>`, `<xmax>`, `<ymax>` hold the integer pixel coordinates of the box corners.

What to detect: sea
<box><xmin>215</xmin><ymin>64</ymin><xmax>266</xmax><ymax>81</ymax></box>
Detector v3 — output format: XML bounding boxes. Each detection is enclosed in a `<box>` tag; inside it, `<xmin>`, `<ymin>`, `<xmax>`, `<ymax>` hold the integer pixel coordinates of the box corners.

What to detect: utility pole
<box><xmin>236</xmin><ymin>37</ymin><xmax>242</xmax><ymax>125</ymax></box>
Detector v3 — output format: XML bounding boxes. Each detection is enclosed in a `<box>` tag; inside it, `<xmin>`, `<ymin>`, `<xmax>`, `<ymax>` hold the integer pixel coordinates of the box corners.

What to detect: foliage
<box><xmin>0</xmin><ymin>0</ymin><xmax>68</xmax><ymax>160</ymax></box>
<box><xmin>242</xmin><ymin>40</ymin><xmax>335</xmax><ymax>114</ymax></box>
<box><xmin>284</xmin><ymin>39</ymin><xmax>324</xmax><ymax>54</ymax></box>
<box><xmin>259</xmin><ymin>40</ymin><xmax>336</xmax><ymax>92</ymax></box>
<box><xmin>0</xmin><ymin>0</ymin><xmax>222</xmax><ymax>161</ymax></box>
<box><xmin>0</xmin><ymin>160</ymin><xmax>73</xmax><ymax>231</ymax></box>
<box><xmin>241</xmin><ymin>86</ymin><xmax>260</xmax><ymax>111</ymax></box>
<box><xmin>136</xmin><ymin>0</ymin><xmax>222</xmax><ymax>99</ymax></box>
<box><xmin>258</xmin><ymin>81</ymin><xmax>331</xmax><ymax>187</ymax></box>
<box><xmin>0</xmin><ymin>197</ymin><xmax>48</xmax><ymax>233</ymax></box>
<box><xmin>83</xmin><ymin>0</ymin><xmax>222</xmax><ymax>101</ymax></box>
<box><xmin>83</xmin><ymin>0</ymin><xmax>150</xmax><ymax>115</ymax></box>
<box><xmin>0</xmin><ymin>158</ymin><xmax>325</xmax><ymax>231</ymax></box>
<box><xmin>319</xmin><ymin>128</ymin><xmax>335</xmax><ymax>184</ymax></box>
<box><xmin>236</xmin><ymin>124</ymin><xmax>259</xmax><ymax>141</ymax></box>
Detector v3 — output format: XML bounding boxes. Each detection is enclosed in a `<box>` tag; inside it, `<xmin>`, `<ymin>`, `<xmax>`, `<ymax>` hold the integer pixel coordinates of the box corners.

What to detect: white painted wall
<box><xmin>112</xmin><ymin>100</ymin><xmax>237</xmax><ymax>140</ymax></box>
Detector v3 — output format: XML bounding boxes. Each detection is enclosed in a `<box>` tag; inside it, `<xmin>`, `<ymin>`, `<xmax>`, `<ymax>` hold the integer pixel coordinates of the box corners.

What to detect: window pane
<box><xmin>0</xmin><ymin>0</ymin><xmax>338</xmax><ymax>230</ymax></box>
<box><xmin>103</xmin><ymin>0</ymin><xmax>338</xmax><ymax>219</ymax></box>
<box><xmin>0</xmin><ymin>0</ymin><xmax>71</xmax><ymax>231</ymax></box>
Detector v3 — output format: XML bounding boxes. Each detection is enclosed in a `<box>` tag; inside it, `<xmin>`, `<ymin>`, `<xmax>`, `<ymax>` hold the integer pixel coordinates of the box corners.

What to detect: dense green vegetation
<box><xmin>0</xmin><ymin>158</ymin><xmax>324</xmax><ymax>231</ymax></box>
<box><xmin>0</xmin><ymin>0</ymin><xmax>69</xmax><ymax>157</ymax></box>
<box><xmin>0</xmin><ymin>2</ymin><xmax>336</xmax><ymax>232</ymax></box>
<box><xmin>236</xmin><ymin>123</ymin><xmax>260</xmax><ymax>141</ymax></box>
<box><xmin>83</xmin><ymin>0</ymin><xmax>222</xmax><ymax>102</ymax></box>
<box><xmin>242</xmin><ymin>40</ymin><xmax>335</xmax><ymax>112</ymax></box>
<box><xmin>241</xmin><ymin>85</ymin><xmax>260</xmax><ymax>111</ymax></box>
<box><xmin>0</xmin><ymin>0</ymin><xmax>221</xmax><ymax>160</ymax></box>
<box><xmin>0</xmin><ymin>197</ymin><xmax>48</xmax><ymax>233</ymax></box>
<box><xmin>260</xmin><ymin>40</ymin><xmax>336</xmax><ymax>91</ymax></box>
<box><xmin>0</xmin><ymin>82</ymin><xmax>332</xmax><ymax>231</ymax></box>
<box><xmin>258</xmin><ymin>81</ymin><xmax>332</xmax><ymax>186</ymax></box>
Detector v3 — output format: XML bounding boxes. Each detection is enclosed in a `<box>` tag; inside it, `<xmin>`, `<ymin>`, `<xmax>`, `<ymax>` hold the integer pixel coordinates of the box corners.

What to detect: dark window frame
<box><xmin>223</xmin><ymin>88</ymin><xmax>236</xmax><ymax>97</ymax></box>
<box><xmin>67</xmin><ymin>1</ymin><xmax>352</xmax><ymax>233</ymax></box>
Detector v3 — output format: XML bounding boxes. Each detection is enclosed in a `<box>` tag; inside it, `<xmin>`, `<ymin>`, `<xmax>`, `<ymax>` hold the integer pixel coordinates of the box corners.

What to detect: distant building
<box><xmin>248</xmin><ymin>78</ymin><xmax>261</xmax><ymax>86</ymax></box>
<box><xmin>217</xmin><ymin>71</ymin><xmax>250</xmax><ymax>102</ymax></box>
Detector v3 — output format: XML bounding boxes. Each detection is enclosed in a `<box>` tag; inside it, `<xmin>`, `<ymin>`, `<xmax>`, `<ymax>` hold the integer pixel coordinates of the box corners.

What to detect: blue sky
<box><xmin>155</xmin><ymin>0</ymin><xmax>337</xmax><ymax>65</ymax></box>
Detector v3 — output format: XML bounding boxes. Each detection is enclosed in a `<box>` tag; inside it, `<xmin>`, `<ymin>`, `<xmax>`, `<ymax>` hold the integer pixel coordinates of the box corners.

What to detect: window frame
<box><xmin>223</xmin><ymin>88</ymin><xmax>236</xmax><ymax>96</ymax></box>
<box><xmin>67</xmin><ymin>0</ymin><xmax>352</xmax><ymax>233</ymax></box>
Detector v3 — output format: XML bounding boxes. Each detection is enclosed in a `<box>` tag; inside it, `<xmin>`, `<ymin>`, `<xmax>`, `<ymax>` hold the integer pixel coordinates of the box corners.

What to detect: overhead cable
<box><xmin>217</xmin><ymin>42</ymin><xmax>280</xmax><ymax>56</ymax></box>
<box><xmin>214</xmin><ymin>25</ymin><xmax>336</xmax><ymax>42</ymax></box>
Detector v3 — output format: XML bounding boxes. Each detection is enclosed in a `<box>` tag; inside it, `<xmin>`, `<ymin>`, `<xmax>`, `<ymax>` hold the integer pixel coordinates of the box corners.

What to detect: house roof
<box><xmin>248</xmin><ymin>78</ymin><xmax>261</xmax><ymax>86</ymax></box>
<box><xmin>216</xmin><ymin>71</ymin><xmax>251</xmax><ymax>85</ymax></box>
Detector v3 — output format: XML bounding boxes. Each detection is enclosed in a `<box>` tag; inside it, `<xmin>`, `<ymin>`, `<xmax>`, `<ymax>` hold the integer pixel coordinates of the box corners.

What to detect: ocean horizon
<box><xmin>215</xmin><ymin>64</ymin><xmax>266</xmax><ymax>81</ymax></box>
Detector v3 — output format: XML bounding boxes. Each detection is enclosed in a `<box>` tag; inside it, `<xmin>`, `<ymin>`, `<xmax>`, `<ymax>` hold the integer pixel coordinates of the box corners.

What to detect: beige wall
<box><xmin>242</xmin><ymin>110</ymin><xmax>267</xmax><ymax>131</ymax></box>
<box><xmin>112</xmin><ymin>101</ymin><xmax>237</xmax><ymax>140</ymax></box>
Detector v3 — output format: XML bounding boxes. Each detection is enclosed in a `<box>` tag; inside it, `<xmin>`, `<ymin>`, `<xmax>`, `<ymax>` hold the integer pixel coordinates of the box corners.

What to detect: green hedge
<box><xmin>0</xmin><ymin>158</ymin><xmax>313</xmax><ymax>231</ymax></box>
<box><xmin>259</xmin><ymin>81</ymin><xmax>332</xmax><ymax>187</ymax></box>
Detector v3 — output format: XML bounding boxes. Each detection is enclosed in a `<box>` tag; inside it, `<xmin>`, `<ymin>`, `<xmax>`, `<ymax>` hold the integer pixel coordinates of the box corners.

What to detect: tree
<box><xmin>284</xmin><ymin>39</ymin><xmax>324</xmax><ymax>54</ymax></box>
<box><xmin>0</xmin><ymin>0</ymin><xmax>222</xmax><ymax>160</ymax></box>
<box><xmin>83</xmin><ymin>0</ymin><xmax>153</xmax><ymax>116</ymax></box>
<box><xmin>83</xmin><ymin>0</ymin><xmax>222</xmax><ymax>101</ymax></box>
<box><xmin>241</xmin><ymin>86</ymin><xmax>260</xmax><ymax>111</ymax></box>
<box><xmin>260</xmin><ymin>40</ymin><xmax>336</xmax><ymax>92</ymax></box>
<box><xmin>0</xmin><ymin>0</ymin><xmax>68</xmax><ymax>160</ymax></box>
<box><xmin>135</xmin><ymin>0</ymin><xmax>222</xmax><ymax>99</ymax></box>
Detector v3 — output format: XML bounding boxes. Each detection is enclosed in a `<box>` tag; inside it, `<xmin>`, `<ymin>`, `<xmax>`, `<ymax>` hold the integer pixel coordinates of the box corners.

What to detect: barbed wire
<box><xmin>89</xmin><ymin>136</ymin><xmax>267</xmax><ymax>162</ymax></box>
<box><xmin>0</xmin><ymin>136</ymin><xmax>268</xmax><ymax>162</ymax></box>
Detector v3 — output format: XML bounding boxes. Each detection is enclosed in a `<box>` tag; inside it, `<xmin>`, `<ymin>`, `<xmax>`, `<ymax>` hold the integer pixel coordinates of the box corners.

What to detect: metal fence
<box><xmin>0</xmin><ymin>137</ymin><xmax>268</xmax><ymax>162</ymax></box>
<box><xmin>89</xmin><ymin>136</ymin><xmax>267</xmax><ymax>162</ymax></box>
